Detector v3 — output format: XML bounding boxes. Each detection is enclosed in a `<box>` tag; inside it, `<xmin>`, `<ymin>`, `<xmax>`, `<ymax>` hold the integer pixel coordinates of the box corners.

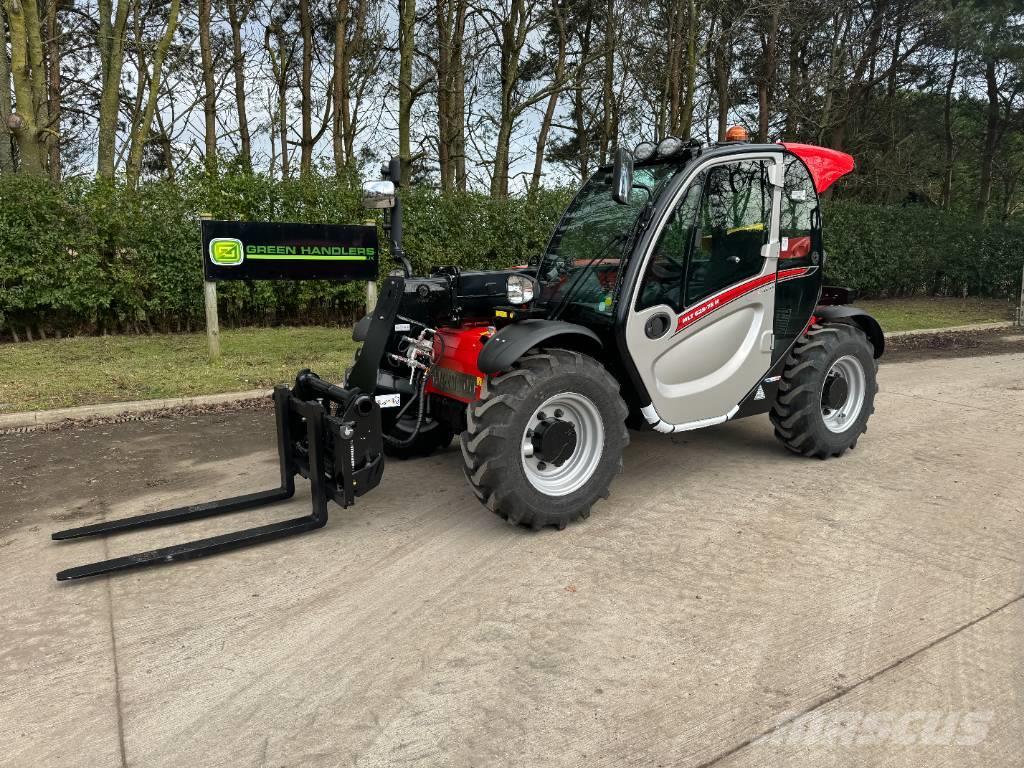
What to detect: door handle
<box><xmin>645</xmin><ymin>313</ymin><xmax>671</xmax><ymax>339</ymax></box>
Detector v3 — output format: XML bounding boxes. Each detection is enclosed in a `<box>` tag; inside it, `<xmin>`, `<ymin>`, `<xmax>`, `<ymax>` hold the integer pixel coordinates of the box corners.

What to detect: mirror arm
<box><xmin>389</xmin><ymin>198</ymin><xmax>412</xmax><ymax>278</ymax></box>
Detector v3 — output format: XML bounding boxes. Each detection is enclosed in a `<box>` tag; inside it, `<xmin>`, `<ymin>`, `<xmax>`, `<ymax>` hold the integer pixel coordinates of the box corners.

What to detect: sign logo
<box><xmin>209</xmin><ymin>237</ymin><xmax>244</xmax><ymax>266</ymax></box>
<box><xmin>201</xmin><ymin>220</ymin><xmax>378</xmax><ymax>282</ymax></box>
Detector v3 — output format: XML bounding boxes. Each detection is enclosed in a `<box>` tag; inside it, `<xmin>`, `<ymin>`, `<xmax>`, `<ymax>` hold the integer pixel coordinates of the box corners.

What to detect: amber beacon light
<box><xmin>725</xmin><ymin>125</ymin><xmax>749</xmax><ymax>142</ymax></box>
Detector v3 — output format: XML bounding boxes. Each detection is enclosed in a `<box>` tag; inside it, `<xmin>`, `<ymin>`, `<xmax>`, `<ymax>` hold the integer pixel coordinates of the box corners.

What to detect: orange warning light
<box><xmin>725</xmin><ymin>125</ymin><xmax>749</xmax><ymax>142</ymax></box>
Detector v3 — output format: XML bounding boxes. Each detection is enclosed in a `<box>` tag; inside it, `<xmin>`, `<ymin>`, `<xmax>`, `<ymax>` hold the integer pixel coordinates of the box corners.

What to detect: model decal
<box><xmin>674</xmin><ymin>266</ymin><xmax>812</xmax><ymax>334</ymax></box>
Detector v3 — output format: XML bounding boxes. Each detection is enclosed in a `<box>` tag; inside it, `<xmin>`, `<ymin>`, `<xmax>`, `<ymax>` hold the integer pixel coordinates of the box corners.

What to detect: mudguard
<box><xmin>478</xmin><ymin>319</ymin><xmax>602</xmax><ymax>374</ymax></box>
<box><xmin>815</xmin><ymin>304</ymin><xmax>885</xmax><ymax>358</ymax></box>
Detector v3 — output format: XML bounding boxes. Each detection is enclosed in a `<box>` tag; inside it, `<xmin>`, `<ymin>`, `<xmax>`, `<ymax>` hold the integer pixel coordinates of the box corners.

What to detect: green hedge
<box><xmin>0</xmin><ymin>172</ymin><xmax>1020</xmax><ymax>338</ymax></box>
<box><xmin>823</xmin><ymin>201</ymin><xmax>1024</xmax><ymax>299</ymax></box>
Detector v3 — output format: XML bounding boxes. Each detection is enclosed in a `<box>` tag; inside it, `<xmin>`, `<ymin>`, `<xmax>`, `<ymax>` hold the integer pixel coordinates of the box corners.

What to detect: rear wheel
<box><xmin>461</xmin><ymin>349</ymin><xmax>629</xmax><ymax>529</ymax></box>
<box><xmin>770</xmin><ymin>322</ymin><xmax>878</xmax><ymax>458</ymax></box>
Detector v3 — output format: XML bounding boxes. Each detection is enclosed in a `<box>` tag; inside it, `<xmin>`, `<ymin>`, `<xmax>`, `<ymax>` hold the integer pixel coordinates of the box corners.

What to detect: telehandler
<box><xmin>53</xmin><ymin>127</ymin><xmax>881</xmax><ymax>580</ymax></box>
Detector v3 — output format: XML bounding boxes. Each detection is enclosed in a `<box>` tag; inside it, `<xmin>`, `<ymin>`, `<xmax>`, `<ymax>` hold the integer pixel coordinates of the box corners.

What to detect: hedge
<box><xmin>0</xmin><ymin>172</ymin><xmax>1020</xmax><ymax>339</ymax></box>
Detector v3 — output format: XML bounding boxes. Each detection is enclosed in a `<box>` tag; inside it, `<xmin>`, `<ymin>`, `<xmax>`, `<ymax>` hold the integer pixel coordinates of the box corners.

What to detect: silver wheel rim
<box><xmin>521</xmin><ymin>392</ymin><xmax>604</xmax><ymax>496</ymax></box>
<box><xmin>821</xmin><ymin>355</ymin><xmax>866</xmax><ymax>433</ymax></box>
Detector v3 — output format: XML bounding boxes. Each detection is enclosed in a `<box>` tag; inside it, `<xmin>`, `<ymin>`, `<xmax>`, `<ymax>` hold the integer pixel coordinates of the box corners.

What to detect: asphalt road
<box><xmin>1</xmin><ymin>344</ymin><xmax>1022</xmax><ymax>767</ymax></box>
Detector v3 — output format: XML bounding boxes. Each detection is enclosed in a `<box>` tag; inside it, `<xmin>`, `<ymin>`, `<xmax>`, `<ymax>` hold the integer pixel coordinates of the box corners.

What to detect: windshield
<box><xmin>536</xmin><ymin>163</ymin><xmax>682</xmax><ymax>324</ymax></box>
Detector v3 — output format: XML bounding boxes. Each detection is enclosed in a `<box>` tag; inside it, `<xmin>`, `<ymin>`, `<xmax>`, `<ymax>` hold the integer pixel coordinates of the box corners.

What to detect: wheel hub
<box><xmin>820</xmin><ymin>354</ymin><xmax>867</xmax><ymax>433</ymax></box>
<box><xmin>822</xmin><ymin>373</ymin><xmax>849</xmax><ymax>411</ymax></box>
<box><xmin>531</xmin><ymin>418</ymin><xmax>577</xmax><ymax>467</ymax></box>
<box><xmin>521</xmin><ymin>393</ymin><xmax>605</xmax><ymax>497</ymax></box>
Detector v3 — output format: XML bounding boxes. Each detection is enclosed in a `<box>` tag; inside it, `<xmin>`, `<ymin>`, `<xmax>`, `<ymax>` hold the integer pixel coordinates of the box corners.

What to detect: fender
<box><xmin>478</xmin><ymin>319</ymin><xmax>602</xmax><ymax>374</ymax></box>
<box><xmin>815</xmin><ymin>304</ymin><xmax>885</xmax><ymax>358</ymax></box>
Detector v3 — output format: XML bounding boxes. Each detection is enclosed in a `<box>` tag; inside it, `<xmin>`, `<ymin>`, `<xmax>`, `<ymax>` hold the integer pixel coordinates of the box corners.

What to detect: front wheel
<box><xmin>770</xmin><ymin>322</ymin><xmax>878</xmax><ymax>458</ymax></box>
<box><xmin>460</xmin><ymin>349</ymin><xmax>629</xmax><ymax>529</ymax></box>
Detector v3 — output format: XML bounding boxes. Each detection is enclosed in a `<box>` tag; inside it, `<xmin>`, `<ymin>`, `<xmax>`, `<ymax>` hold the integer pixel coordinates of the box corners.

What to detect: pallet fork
<box><xmin>52</xmin><ymin>277</ymin><xmax>405</xmax><ymax>582</ymax></box>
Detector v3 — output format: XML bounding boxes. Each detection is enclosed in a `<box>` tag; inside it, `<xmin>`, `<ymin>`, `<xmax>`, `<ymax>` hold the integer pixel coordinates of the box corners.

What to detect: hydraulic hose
<box><xmin>382</xmin><ymin>370</ymin><xmax>429</xmax><ymax>448</ymax></box>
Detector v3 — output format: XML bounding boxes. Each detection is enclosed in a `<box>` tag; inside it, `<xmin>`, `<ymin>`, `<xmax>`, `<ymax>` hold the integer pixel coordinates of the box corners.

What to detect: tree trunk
<box><xmin>783</xmin><ymin>19</ymin><xmax>801</xmax><ymax>138</ymax></box>
<box><xmin>530</xmin><ymin>0</ymin><xmax>566</xmax><ymax>193</ymax></box>
<box><xmin>0</xmin><ymin>4</ymin><xmax>14</xmax><ymax>173</ymax></box>
<box><xmin>298</xmin><ymin>0</ymin><xmax>314</xmax><ymax>176</ymax></box>
<box><xmin>451</xmin><ymin>17</ymin><xmax>466</xmax><ymax>191</ymax></box>
<box><xmin>3</xmin><ymin>0</ymin><xmax>48</xmax><ymax>174</ymax></box>
<box><xmin>599</xmin><ymin>0</ymin><xmax>615</xmax><ymax>163</ymax></box>
<box><xmin>45</xmin><ymin>0</ymin><xmax>61</xmax><ymax>180</ymax></box>
<box><xmin>679</xmin><ymin>0</ymin><xmax>697</xmax><ymax>138</ymax></box>
<box><xmin>490</xmin><ymin>0</ymin><xmax>531</xmax><ymax>198</ymax></box>
<box><xmin>976</xmin><ymin>57</ymin><xmax>999</xmax><ymax>224</ymax></box>
<box><xmin>125</xmin><ymin>0</ymin><xmax>180</xmax><ymax>188</ymax></box>
<box><xmin>199</xmin><ymin>0</ymin><xmax>217</xmax><ymax>175</ymax></box>
<box><xmin>96</xmin><ymin>0</ymin><xmax>129</xmax><ymax>179</ymax></box>
<box><xmin>226</xmin><ymin>0</ymin><xmax>251</xmax><ymax>171</ymax></box>
<box><xmin>278</xmin><ymin>63</ymin><xmax>289</xmax><ymax>178</ymax></box>
<box><xmin>757</xmin><ymin>9</ymin><xmax>778</xmax><ymax>142</ymax></box>
<box><xmin>940</xmin><ymin>46</ymin><xmax>959</xmax><ymax>210</ymax></box>
<box><xmin>398</xmin><ymin>0</ymin><xmax>416</xmax><ymax>186</ymax></box>
<box><xmin>439</xmin><ymin>0</ymin><xmax>467</xmax><ymax>190</ymax></box>
<box><xmin>265</xmin><ymin>26</ymin><xmax>291</xmax><ymax>178</ymax></box>
<box><xmin>435</xmin><ymin>0</ymin><xmax>451</xmax><ymax>189</ymax></box>
<box><xmin>713</xmin><ymin>12</ymin><xmax>732</xmax><ymax>141</ymax></box>
<box><xmin>573</xmin><ymin>17</ymin><xmax>591</xmax><ymax>181</ymax></box>
<box><xmin>665</xmin><ymin>0</ymin><xmax>680</xmax><ymax>134</ymax></box>
<box><xmin>333</xmin><ymin>0</ymin><xmax>350</xmax><ymax>173</ymax></box>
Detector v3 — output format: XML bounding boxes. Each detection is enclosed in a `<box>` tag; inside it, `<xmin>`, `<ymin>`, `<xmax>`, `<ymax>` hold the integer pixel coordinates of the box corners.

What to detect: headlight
<box><xmin>656</xmin><ymin>136</ymin><xmax>684</xmax><ymax>157</ymax></box>
<box><xmin>633</xmin><ymin>141</ymin><xmax>656</xmax><ymax>162</ymax></box>
<box><xmin>506</xmin><ymin>273</ymin><xmax>535</xmax><ymax>305</ymax></box>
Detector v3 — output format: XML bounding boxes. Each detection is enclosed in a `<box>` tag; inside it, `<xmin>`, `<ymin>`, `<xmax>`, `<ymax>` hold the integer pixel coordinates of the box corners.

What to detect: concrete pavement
<box><xmin>1</xmin><ymin>349</ymin><xmax>1022</xmax><ymax>767</ymax></box>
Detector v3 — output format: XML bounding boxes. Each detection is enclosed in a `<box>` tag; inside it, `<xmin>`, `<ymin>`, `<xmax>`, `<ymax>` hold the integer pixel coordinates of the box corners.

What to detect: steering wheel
<box><xmin>650</xmin><ymin>257</ymin><xmax>684</xmax><ymax>282</ymax></box>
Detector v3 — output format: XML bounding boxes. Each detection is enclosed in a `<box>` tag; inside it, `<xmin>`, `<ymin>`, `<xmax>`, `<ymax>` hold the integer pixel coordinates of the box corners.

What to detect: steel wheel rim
<box><xmin>521</xmin><ymin>392</ymin><xmax>604</xmax><ymax>496</ymax></box>
<box><xmin>821</xmin><ymin>355</ymin><xmax>866</xmax><ymax>433</ymax></box>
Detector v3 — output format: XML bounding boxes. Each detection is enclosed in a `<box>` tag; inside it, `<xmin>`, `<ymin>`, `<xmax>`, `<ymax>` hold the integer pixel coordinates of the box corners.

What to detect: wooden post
<box><xmin>200</xmin><ymin>212</ymin><xmax>221</xmax><ymax>360</ymax></box>
<box><xmin>366</xmin><ymin>280</ymin><xmax>378</xmax><ymax>314</ymax></box>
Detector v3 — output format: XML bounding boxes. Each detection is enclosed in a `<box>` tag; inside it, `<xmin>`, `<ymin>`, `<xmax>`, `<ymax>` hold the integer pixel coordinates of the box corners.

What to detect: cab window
<box><xmin>779</xmin><ymin>156</ymin><xmax>821</xmax><ymax>262</ymax></box>
<box><xmin>637</xmin><ymin>172</ymin><xmax>704</xmax><ymax>311</ymax></box>
<box><xmin>638</xmin><ymin>159</ymin><xmax>775</xmax><ymax>312</ymax></box>
<box><xmin>685</xmin><ymin>160</ymin><xmax>774</xmax><ymax>305</ymax></box>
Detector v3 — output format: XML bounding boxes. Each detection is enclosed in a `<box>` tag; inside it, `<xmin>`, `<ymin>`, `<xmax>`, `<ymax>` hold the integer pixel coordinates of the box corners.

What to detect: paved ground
<box><xmin>1</xmin><ymin>343</ymin><xmax>1022</xmax><ymax>767</ymax></box>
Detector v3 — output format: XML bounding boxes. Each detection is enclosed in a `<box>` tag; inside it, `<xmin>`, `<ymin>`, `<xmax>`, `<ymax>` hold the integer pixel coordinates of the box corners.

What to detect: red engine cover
<box><xmin>425</xmin><ymin>324</ymin><xmax>492</xmax><ymax>403</ymax></box>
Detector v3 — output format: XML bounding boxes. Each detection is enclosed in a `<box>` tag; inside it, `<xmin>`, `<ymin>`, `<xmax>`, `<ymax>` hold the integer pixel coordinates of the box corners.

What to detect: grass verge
<box><xmin>1</xmin><ymin>298</ymin><xmax>1018</xmax><ymax>413</ymax></box>
<box><xmin>855</xmin><ymin>297</ymin><xmax>1016</xmax><ymax>332</ymax></box>
<box><xmin>0</xmin><ymin>327</ymin><xmax>358</xmax><ymax>413</ymax></box>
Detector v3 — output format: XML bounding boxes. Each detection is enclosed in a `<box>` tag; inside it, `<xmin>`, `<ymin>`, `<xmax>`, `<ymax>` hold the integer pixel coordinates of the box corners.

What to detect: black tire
<box><xmin>770</xmin><ymin>322</ymin><xmax>878</xmax><ymax>458</ymax></box>
<box><xmin>384</xmin><ymin>416</ymin><xmax>453</xmax><ymax>460</ymax></box>
<box><xmin>460</xmin><ymin>348</ymin><xmax>629</xmax><ymax>529</ymax></box>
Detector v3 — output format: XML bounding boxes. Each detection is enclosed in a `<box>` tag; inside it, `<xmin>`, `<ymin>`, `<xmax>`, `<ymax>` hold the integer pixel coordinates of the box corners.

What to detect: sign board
<box><xmin>201</xmin><ymin>219</ymin><xmax>379</xmax><ymax>281</ymax></box>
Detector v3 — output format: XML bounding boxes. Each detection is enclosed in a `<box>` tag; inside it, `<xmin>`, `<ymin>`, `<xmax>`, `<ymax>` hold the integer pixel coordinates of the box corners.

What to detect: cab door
<box><xmin>624</xmin><ymin>154</ymin><xmax>783</xmax><ymax>429</ymax></box>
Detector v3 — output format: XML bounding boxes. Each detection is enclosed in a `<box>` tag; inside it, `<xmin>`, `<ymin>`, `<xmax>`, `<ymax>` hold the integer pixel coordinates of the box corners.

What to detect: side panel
<box><xmin>425</xmin><ymin>325</ymin><xmax>490</xmax><ymax>403</ymax></box>
<box><xmin>623</xmin><ymin>153</ymin><xmax>784</xmax><ymax>427</ymax></box>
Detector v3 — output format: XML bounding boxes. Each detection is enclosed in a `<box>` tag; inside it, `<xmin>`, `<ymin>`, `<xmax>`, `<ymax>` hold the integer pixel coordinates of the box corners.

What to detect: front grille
<box><xmin>430</xmin><ymin>366</ymin><xmax>478</xmax><ymax>400</ymax></box>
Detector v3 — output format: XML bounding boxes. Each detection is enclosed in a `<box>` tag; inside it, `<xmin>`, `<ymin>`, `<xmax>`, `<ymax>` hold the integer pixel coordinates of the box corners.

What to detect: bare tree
<box><xmin>125</xmin><ymin>0</ymin><xmax>181</xmax><ymax>188</ymax></box>
<box><xmin>225</xmin><ymin>0</ymin><xmax>254</xmax><ymax>171</ymax></box>
<box><xmin>96</xmin><ymin>0</ymin><xmax>130</xmax><ymax>179</ymax></box>
<box><xmin>199</xmin><ymin>0</ymin><xmax>218</xmax><ymax>174</ymax></box>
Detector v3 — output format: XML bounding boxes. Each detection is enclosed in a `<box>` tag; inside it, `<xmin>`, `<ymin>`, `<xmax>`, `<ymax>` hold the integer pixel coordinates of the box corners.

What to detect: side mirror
<box><xmin>611</xmin><ymin>147</ymin><xmax>634</xmax><ymax>205</ymax></box>
<box><xmin>362</xmin><ymin>180</ymin><xmax>396</xmax><ymax>209</ymax></box>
